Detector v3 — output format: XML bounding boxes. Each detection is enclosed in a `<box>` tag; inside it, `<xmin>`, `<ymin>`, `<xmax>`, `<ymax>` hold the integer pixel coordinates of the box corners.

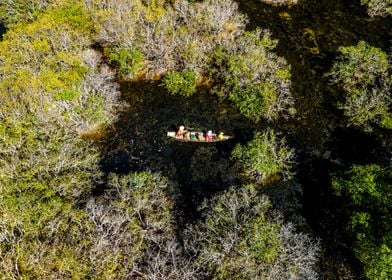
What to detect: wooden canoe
<box><xmin>167</xmin><ymin>131</ymin><xmax>232</xmax><ymax>142</ymax></box>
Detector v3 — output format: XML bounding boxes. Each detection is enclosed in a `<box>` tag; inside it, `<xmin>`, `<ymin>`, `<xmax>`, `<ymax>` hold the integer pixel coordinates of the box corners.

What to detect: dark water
<box><xmin>100</xmin><ymin>81</ymin><xmax>252</xmax><ymax>173</ymax></box>
<box><xmin>99</xmin><ymin>80</ymin><xmax>254</xmax><ymax>220</ymax></box>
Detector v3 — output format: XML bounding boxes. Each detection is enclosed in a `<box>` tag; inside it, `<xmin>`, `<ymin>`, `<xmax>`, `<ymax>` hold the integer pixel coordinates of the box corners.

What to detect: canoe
<box><xmin>167</xmin><ymin>131</ymin><xmax>232</xmax><ymax>142</ymax></box>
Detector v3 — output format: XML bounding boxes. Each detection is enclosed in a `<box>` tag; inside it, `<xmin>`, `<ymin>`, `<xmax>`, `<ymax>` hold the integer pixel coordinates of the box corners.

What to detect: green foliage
<box><xmin>50</xmin><ymin>1</ymin><xmax>93</xmax><ymax>31</ymax></box>
<box><xmin>380</xmin><ymin>114</ymin><xmax>392</xmax><ymax>129</ymax></box>
<box><xmin>361</xmin><ymin>0</ymin><xmax>392</xmax><ymax>17</ymax></box>
<box><xmin>361</xmin><ymin>244</ymin><xmax>392</xmax><ymax>280</ymax></box>
<box><xmin>54</xmin><ymin>89</ymin><xmax>79</xmax><ymax>101</ymax></box>
<box><xmin>106</xmin><ymin>172</ymin><xmax>174</xmax><ymax>229</ymax></box>
<box><xmin>232</xmin><ymin>130</ymin><xmax>295</xmax><ymax>181</ymax></box>
<box><xmin>0</xmin><ymin>187</ymin><xmax>95</xmax><ymax>278</ymax></box>
<box><xmin>332</xmin><ymin>164</ymin><xmax>390</xmax><ymax>209</ymax></box>
<box><xmin>85</xmin><ymin>172</ymin><xmax>187</xmax><ymax>279</ymax></box>
<box><xmin>329</xmin><ymin>41</ymin><xmax>389</xmax><ymax>91</ymax></box>
<box><xmin>0</xmin><ymin>0</ymin><xmax>94</xmax><ymax>32</ymax></box>
<box><xmin>162</xmin><ymin>70</ymin><xmax>198</xmax><ymax>97</ymax></box>
<box><xmin>210</xmin><ymin>30</ymin><xmax>294</xmax><ymax>121</ymax></box>
<box><xmin>186</xmin><ymin>184</ymin><xmax>276</xmax><ymax>277</ymax></box>
<box><xmin>243</xmin><ymin>215</ymin><xmax>281</xmax><ymax>264</ymax></box>
<box><xmin>0</xmin><ymin>0</ymin><xmax>51</xmax><ymax>25</ymax></box>
<box><xmin>230</xmin><ymin>82</ymin><xmax>278</xmax><ymax>122</ymax></box>
<box><xmin>332</xmin><ymin>164</ymin><xmax>392</xmax><ymax>279</ymax></box>
<box><xmin>328</xmin><ymin>41</ymin><xmax>391</xmax><ymax>130</ymax></box>
<box><xmin>0</xmin><ymin>1</ymin><xmax>121</xmax><ymax>277</ymax></box>
<box><xmin>104</xmin><ymin>47</ymin><xmax>144</xmax><ymax>78</ymax></box>
<box><xmin>186</xmin><ymin>184</ymin><xmax>320</xmax><ymax>279</ymax></box>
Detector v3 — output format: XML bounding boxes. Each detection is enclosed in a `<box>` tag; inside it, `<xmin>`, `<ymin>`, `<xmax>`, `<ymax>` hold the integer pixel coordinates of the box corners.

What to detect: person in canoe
<box><xmin>206</xmin><ymin>130</ymin><xmax>213</xmax><ymax>141</ymax></box>
<box><xmin>176</xmin><ymin>125</ymin><xmax>185</xmax><ymax>138</ymax></box>
<box><xmin>218</xmin><ymin>132</ymin><xmax>224</xmax><ymax>140</ymax></box>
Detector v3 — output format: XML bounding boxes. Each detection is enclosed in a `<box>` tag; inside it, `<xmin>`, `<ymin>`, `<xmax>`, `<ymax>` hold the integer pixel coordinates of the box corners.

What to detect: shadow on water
<box><xmin>0</xmin><ymin>23</ymin><xmax>6</xmax><ymax>39</ymax></box>
<box><xmin>99</xmin><ymin>80</ymin><xmax>253</xmax><ymax>220</ymax></box>
<box><xmin>235</xmin><ymin>0</ymin><xmax>391</xmax><ymax>277</ymax></box>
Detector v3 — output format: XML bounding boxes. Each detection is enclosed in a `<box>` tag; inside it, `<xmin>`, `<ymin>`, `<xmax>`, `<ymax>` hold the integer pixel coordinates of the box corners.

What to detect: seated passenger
<box><xmin>176</xmin><ymin>125</ymin><xmax>185</xmax><ymax>138</ymax></box>
<box><xmin>206</xmin><ymin>130</ymin><xmax>213</xmax><ymax>141</ymax></box>
<box><xmin>218</xmin><ymin>132</ymin><xmax>224</xmax><ymax>140</ymax></box>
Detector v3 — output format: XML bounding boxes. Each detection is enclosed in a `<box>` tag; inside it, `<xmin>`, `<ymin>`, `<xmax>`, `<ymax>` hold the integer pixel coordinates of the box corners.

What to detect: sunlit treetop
<box><xmin>361</xmin><ymin>0</ymin><xmax>392</xmax><ymax>17</ymax></box>
<box><xmin>328</xmin><ymin>41</ymin><xmax>391</xmax><ymax>130</ymax></box>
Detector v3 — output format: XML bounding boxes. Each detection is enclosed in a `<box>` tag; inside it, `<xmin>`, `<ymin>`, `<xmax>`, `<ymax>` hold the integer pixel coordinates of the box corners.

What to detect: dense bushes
<box><xmin>332</xmin><ymin>164</ymin><xmax>392</xmax><ymax>280</ymax></box>
<box><xmin>0</xmin><ymin>0</ymin><xmax>51</xmax><ymax>25</ymax></box>
<box><xmin>328</xmin><ymin>41</ymin><xmax>391</xmax><ymax>130</ymax></box>
<box><xmin>211</xmin><ymin>30</ymin><xmax>294</xmax><ymax>121</ymax></box>
<box><xmin>184</xmin><ymin>184</ymin><xmax>321</xmax><ymax>279</ymax></box>
<box><xmin>361</xmin><ymin>0</ymin><xmax>392</xmax><ymax>17</ymax></box>
<box><xmin>327</xmin><ymin>36</ymin><xmax>391</xmax><ymax>280</ymax></box>
<box><xmin>84</xmin><ymin>0</ymin><xmax>294</xmax><ymax>122</ymax></box>
<box><xmin>85</xmin><ymin>172</ymin><xmax>197</xmax><ymax>279</ymax></box>
<box><xmin>104</xmin><ymin>47</ymin><xmax>144</xmax><ymax>78</ymax></box>
<box><xmin>0</xmin><ymin>1</ymin><xmax>120</xmax><ymax>277</ymax></box>
<box><xmin>232</xmin><ymin>130</ymin><xmax>295</xmax><ymax>181</ymax></box>
<box><xmin>162</xmin><ymin>70</ymin><xmax>198</xmax><ymax>96</ymax></box>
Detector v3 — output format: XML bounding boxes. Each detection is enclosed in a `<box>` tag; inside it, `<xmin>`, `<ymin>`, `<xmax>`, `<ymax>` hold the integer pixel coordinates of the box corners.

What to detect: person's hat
<box><xmin>180</xmin><ymin>125</ymin><xmax>185</xmax><ymax>130</ymax></box>
<box><xmin>208</xmin><ymin>130</ymin><xmax>212</xmax><ymax>134</ymax></box>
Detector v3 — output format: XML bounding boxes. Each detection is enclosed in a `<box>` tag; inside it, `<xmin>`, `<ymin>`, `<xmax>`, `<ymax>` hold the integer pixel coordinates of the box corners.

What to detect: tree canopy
<box><xmin>232</xmin><ymin>130</ymin><xmax>295</xmax><ymax>181</ymax></box>
<box><xmin>328</xmin><ymin>41</ymin><xmax>391</xmax><ymax>130</ymax></box>
<box><xmin>185</xmin><ymin>184</ymin><xmax>320</xmax><ymax>279</ymax></box>
<box><xmin>332</xmin><ymin>164</ymin><xmax>392</xmax><ymax>280</ymax></box>
<box><xmin>361</xmin><ymin>0</ymin><xmax>392</xmax><ymax>17</ymax></box>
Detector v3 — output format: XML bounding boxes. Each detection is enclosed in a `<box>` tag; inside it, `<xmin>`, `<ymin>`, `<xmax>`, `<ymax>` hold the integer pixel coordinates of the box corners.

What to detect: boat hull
<box><xmin>167</xmin><ymin>131</ymin><xmax>232</xmax><ymax>142</ymax></box>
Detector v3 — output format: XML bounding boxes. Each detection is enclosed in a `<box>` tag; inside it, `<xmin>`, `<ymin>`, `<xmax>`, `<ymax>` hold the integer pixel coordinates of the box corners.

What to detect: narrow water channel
<box><xmin>99</xmin><ymin>80</ymin><xmax>256</xmax><ymax>220</ymax></box>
